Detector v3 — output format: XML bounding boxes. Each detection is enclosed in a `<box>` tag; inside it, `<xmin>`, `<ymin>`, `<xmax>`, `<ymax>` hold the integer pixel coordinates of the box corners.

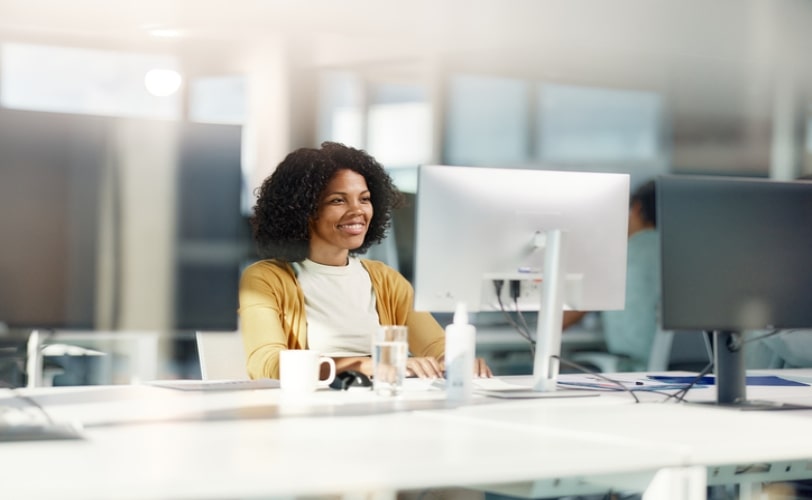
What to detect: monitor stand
<box><xmin>0</xmin><ymin>329</ymin><xmax>85</xmax><ymax>441</ymax></box>
<box><xmin>532</xmin><ymin>229</ymin><xmax>566</xmax><ymax>392</ymax></box>
<box><xmin>708</xmin><ymin>331</ymin><xmax>810</xmax><ymax>411</ymax></box>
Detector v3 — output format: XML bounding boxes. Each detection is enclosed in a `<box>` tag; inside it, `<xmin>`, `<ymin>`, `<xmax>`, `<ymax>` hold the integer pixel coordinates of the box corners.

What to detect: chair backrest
<box><xmin>195</xmin><ymin>331</ymin><xmax>248</xmax><ymax>380</ymax></box>
<box><xmin>569</xmin><ymin>327</ymin><xmax>675</xmax><ymax>373</ymax></box>
<box><xmin>645</xmin><ymin>328</ymin><xmax>674</xmax><ymax>371</ymax></box>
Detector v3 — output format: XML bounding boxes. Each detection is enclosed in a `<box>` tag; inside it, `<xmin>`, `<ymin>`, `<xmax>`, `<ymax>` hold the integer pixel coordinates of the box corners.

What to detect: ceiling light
<box><xmin>144</xmin><ymin>69</ymin><xmax>183</xmax><ymax>97</ymax></box>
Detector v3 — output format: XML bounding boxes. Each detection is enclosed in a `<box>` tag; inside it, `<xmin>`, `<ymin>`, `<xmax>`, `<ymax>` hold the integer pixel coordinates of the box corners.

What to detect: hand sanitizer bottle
<box><xmin>445</xmin><ymin>302</ymin><xmax>476</xmax><ymax>403</ymax></box>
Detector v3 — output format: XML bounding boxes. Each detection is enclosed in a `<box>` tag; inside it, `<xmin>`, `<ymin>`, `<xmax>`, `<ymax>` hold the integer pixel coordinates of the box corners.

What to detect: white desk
<box><xmin>0</xmin><ymin>381</ymin><xmax>687</xmax><ymax>500</ymax></box>
<box><xmin>462</xmin><ymin>372</ymin><xmax>812</xmax><ymax>497</ymax></box>
<box><xmin>2</xmin><ymin>372</ymin><xmax>812</xmax><ymax>500</ymax></box>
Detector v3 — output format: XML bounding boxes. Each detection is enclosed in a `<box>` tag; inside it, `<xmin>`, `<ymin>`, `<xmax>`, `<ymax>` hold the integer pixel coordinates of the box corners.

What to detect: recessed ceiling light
<box><xmin>144</xmin><ymin>69</ymin><xmax>183</xmax><ymax>97</ymax></box>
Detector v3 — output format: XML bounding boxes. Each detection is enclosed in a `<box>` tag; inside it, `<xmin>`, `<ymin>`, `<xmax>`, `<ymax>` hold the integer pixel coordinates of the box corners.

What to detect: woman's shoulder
<box><xmin>359</xmin><ymin>258</ymin><xmax>411</xmax><ymax>290</ymax></box>
<box><xmin>241</xmin><ymin>259</ymin><xmax>297</xmax><ymax>281</ymax></box>
<box><xmin>359</xmin><ymin>258</ymin><xmax>397</xmax><ymax>276</ymax></box>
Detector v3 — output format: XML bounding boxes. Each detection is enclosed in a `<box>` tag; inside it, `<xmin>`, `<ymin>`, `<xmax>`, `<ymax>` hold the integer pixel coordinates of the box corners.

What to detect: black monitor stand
<box><xmin>713</xmin><ymin>331</ymin><xmax>747</xmax><ymax>405</ymax></box>
<box><xmin>711</xmin><ymin>331</ymin><xmax>808</xmax><ymax>411</ymax></box>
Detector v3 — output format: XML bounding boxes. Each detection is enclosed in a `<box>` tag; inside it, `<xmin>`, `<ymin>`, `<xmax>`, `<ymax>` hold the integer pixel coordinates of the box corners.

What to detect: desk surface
<box><xmin>2</xmin><ymin>372</ymin><xmax>812</xmax><ymax>500</ymax></box>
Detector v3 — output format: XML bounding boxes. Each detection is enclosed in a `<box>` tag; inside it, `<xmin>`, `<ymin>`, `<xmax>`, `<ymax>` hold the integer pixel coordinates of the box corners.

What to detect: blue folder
<box><xmin>647</xmin><ymin>375</ymin><xmax>809</xmax><ymax>387</ymax></box>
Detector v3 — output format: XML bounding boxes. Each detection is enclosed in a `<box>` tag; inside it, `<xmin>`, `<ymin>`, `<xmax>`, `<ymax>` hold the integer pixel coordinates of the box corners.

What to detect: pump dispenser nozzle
<box><xmin>453</xmin><ymin>302</ymin><xmax>468</xmax><ymax>325</ymax></box>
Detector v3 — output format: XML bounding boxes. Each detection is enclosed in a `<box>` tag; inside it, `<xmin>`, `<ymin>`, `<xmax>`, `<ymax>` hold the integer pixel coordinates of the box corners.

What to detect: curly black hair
<box><xmin>631</xmin><ymin>179</ymin><xmax>657</xmax><ymax>227</ymax></box>
<box><xmin>250</xmin><ymin>142</ymin><xmax>405</xmax><ymax>262</ymax></box>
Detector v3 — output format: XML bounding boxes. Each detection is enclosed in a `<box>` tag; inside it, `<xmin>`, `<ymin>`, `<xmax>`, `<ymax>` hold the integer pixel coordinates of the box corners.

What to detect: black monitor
<box><xmin>658</xmin><ymin>174</ymin><xmax>812</xmax><ymax>407</ymax></box>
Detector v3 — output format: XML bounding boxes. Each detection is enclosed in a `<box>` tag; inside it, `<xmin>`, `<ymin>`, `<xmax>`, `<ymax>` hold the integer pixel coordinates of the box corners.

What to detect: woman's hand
<box><xmin>474</xmin><ymin>357</ymin><xmax>493</xmax><ymax>378</ymax></box>
<box><xmin>331</xmin><ymin>356</ymin><xmax>374</xmax><ymax>377</ymax></box>
<box><xmin>438</xmin><ymin>357</ymin><xmax>494</xmax><ymax>378</ymax></box>
<box><xmin>405</xmin><ymin>356</ymin><xmax>444</xmax><ymax>379</ymax></box>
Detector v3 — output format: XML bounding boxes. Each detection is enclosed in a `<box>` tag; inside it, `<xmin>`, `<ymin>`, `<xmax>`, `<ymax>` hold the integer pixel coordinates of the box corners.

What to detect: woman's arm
<box><xmin>239</xmin><ymin>261</ymin><xmax>306</xmax><ymax>379</ymax></box>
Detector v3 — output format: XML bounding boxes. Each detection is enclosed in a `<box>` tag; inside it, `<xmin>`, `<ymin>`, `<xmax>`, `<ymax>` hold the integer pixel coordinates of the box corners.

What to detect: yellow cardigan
<box><xmin>238</xmin><ymin>258</ymin><xmax>445</xmax><ymax>379</ymax></box>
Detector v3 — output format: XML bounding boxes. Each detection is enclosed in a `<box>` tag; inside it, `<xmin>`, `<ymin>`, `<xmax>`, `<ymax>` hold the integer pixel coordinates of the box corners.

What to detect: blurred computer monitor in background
<box><xmin>0</xmin><ymin>109</ymin><xmax>248</xmax><ymax>333</ymax></box>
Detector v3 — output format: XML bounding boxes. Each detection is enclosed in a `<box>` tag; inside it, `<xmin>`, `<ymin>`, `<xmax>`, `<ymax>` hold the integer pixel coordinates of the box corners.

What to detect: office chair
<box><xmin>194</xmin><ymin>331</ymin><xmax>248</xmax><ymax>380</ymax></box>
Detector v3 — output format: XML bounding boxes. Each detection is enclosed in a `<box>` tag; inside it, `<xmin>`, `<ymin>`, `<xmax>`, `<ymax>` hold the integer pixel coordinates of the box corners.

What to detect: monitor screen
<box><xmin>659</xmin><ymin>175</ymin><xmax>812</xmax><ymax>332</ymax></box>
<box><xmin>413</xmin><ymin>165</ymin><xmax>630</xmax><ymax>390</ymax></box>
<box><xmin>658</xmin><ymin>175</ymin><xmax>812</xmax><ymax>406</ymax></box>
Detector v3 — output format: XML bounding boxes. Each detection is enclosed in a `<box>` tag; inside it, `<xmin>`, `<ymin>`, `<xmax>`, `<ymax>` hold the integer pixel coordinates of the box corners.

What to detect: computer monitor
<box><xmin>0</xmin><ymin>109</ymin><xmax>247</xmax><ymax>332</ymax></box>
<box><xmin>413</xmin><ymin>165</ymin><xmax>630</xmax><ymax>391</ymax></box>
<box><xmin>0</xmin><ymin>110</ymin><xmax>107</xmax><ymax>330</ymax></box>
<box><xmin>658</xmin><ymin>174</ymin><xmax>812</xmax><ymax>407</ymax></box>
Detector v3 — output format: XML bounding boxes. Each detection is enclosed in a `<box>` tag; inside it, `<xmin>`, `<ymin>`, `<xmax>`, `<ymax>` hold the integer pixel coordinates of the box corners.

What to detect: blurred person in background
<box><xmin>563</xmin><ymin>179</ymin><xmax>660</xmax><ymax>372</ymax></box>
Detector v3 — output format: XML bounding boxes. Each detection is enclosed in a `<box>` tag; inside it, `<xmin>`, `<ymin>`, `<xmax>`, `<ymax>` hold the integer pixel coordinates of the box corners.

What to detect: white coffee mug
<box><xmin>279</xmin><ymin>350</ymin><xmax>336</xmax><ymax>393</ymax></box>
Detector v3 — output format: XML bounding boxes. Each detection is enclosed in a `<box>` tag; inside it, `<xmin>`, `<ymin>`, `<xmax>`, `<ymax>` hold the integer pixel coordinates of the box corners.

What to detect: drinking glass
<box><xmin>372</xmin><ymin>326</ymin><xmax>408</xmax><ymax>396</ymax></box>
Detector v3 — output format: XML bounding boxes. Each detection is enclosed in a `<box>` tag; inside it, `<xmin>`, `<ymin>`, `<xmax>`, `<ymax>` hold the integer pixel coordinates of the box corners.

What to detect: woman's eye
<box><xmin>361</xmin><ymin>196</ymin><xmax>372</xmax><ymax>203</ymax></box>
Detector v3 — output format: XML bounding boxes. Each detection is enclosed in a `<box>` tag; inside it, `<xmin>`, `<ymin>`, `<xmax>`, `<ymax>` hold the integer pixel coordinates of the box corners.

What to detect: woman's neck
<box><xmin>307</xmin><ymin>251</ymin><xmax>350</xmax><ymax>267</ymax></box>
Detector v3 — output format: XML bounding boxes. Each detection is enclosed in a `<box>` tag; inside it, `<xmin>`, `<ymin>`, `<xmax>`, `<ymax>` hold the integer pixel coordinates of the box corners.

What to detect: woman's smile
<box><xmin>337</xmin><ymin>221</ymin><xmax>367</xmax><ymax>235</ymax></box>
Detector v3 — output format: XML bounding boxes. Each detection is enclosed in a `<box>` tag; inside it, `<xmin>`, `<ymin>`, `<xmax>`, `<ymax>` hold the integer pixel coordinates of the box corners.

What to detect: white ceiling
<box><xmin>1</xmin><ymin>0</ymin><xmax>810</xmax><ymax>136</ymax></box>
<box><xmin>0</xmin><ymin>0</ymin><xmax>809</xmax><ymax>78</ymax></box>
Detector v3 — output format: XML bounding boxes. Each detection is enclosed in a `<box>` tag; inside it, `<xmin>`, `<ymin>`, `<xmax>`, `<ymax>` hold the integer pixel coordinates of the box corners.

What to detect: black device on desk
<box><xmin>330</xmin><ymin>370</ymin><xmax>372</xmax><ymax>390</ymax></box>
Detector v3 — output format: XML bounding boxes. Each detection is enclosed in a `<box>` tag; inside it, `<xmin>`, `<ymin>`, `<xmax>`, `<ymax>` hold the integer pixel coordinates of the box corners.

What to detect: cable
<box><xmin>11</xmin><ymin>391</ymin><xmax>56</xmax><ymax>424</ymax></box>
<box><xmin>552</xmin><ymin>354</ymin><xmax>707</xmax><ymax>404</ymax></box>
<box><xmin>507</xmin><ymin>280</ymin><xmax>535</xmax><ymax>346</ymax></box>
<box><xmin>515</xmin><ymin>306</ymin><xmax>533</xmax><ymax>335</ymax></box>
<box><xmin>670</xmin><ymin>361</ymin><xmax>715</xmax><ymax>404</ymax></box>
<box><xmin>738</xmin><ymin>329</ymin><xmax>782</xmax><ymax>348</ymax></box>
<box><xmin>492</xmin><ymin>280</ymin><xmax>535</xmax><ymax>354</ymax></box>
<box><xmin>0</xmin><ymin>386</ymin><xmax>57</xmax><ymax>426</ymax></box>
<box><xmin>707</xmin><ymin>329</ymin><xmax>780</xmax><ymax>354</ymax></box>
<box><xmin>509</xmin><ymin>287</ymin><xmax>534</xmax><ymax>342</ymax></box>
<box><xmin>552</xmin><ymin>354</ymin><xmax>640</xmax><ymax>403</ymax></box>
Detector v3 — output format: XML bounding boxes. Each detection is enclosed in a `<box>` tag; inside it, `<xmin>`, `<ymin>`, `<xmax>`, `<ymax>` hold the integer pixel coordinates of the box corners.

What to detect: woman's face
<box><xmin>308</xmin><ymin>169</ymin><xmax>373</xmax><ymax>265</ymax></box>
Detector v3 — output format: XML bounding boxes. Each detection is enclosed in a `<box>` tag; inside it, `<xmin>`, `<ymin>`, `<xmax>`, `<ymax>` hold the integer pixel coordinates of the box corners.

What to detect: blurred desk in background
<box><xmin>25</xmin><ymin>330</ymin><xmax>160</xmax><ymax>387</ymax></box>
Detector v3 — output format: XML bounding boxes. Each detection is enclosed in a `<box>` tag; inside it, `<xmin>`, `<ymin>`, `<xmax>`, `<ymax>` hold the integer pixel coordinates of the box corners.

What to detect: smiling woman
<box><xmin>238</xmin><ymin>142</ymin><xmax>492</xmax><ymax>380</ymax></box>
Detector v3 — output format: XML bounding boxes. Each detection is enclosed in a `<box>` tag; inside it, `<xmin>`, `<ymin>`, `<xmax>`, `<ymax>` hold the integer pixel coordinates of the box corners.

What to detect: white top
<box><xmin>298</xmin><ymin>257</ymin><xmax>380</xmax><ymax>356</ymax></box>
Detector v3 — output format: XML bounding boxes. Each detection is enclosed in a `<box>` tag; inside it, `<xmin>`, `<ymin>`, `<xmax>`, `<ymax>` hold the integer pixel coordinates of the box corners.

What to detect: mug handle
<box><xmin>317</xmin><ymin>357</ymin><xmax>336</xmax><ymax>387</ymax></box>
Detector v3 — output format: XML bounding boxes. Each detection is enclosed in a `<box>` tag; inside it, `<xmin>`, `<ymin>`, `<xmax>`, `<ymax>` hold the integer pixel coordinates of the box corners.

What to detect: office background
<box><xmin>1</xmin><ymin>0</ymin><xmax>811</xmax><ymax>382</ymax></box>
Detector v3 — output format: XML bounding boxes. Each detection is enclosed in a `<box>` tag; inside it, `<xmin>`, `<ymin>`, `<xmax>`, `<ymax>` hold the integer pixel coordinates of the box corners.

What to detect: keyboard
<box><xmin>431</xmin><ymin>377</ymin><xmax>599</xmax><ymax>399</ymax></box>
<box><xmin>147</xmin><ymin>378</ymin><xmax>281</xmax><ymax>391</ymax></box>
